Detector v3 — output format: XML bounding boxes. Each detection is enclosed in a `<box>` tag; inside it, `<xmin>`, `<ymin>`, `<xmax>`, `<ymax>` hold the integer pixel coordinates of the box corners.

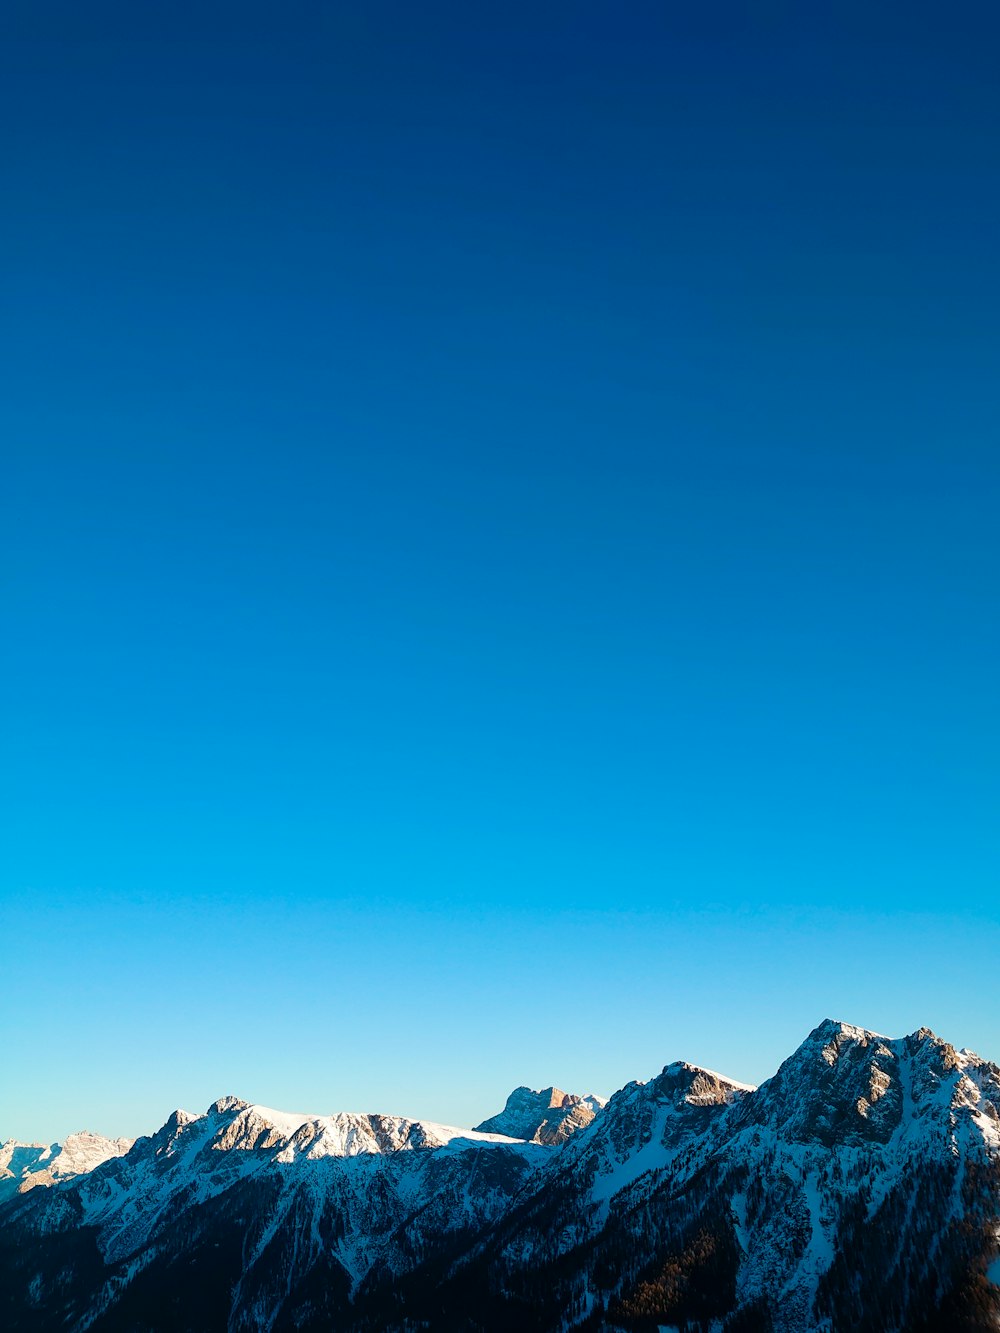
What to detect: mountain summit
<box><xmin>475</xmin><ymin>1085</ymin><xmax>607</xmax><ymax>1144</ymax></box>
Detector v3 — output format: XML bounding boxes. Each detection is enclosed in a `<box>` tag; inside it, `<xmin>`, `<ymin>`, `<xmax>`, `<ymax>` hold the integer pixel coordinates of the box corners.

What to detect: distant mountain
<box><xmin>2</xmin><ymin>1021</ymin><xmax>999</xmax><ymax>1331</ymax></box>
<box><xmin>0</xmin><ymin>1131</ymin><xmax>132</xmax><ymax>1203</ymax></box>
<box><xmin>475</xmin><ymin>1086</ymin><xmax>607</xmax><ymax>1144</ymax></box>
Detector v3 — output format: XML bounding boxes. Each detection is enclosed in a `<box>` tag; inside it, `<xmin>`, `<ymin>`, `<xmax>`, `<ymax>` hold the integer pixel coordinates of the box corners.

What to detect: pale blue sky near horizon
<box><xmin>3</xmin><ymin>0</ymin><xmax>999</xmax><ymax>1141</ymax></box>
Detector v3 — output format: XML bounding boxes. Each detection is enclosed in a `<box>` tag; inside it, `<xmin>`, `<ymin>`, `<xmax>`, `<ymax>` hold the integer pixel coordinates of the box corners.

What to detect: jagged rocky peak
<box><xmin>903</xmin><ymin>1022</ymin><xmax>969</xmax><ymax>1072</ymax></box>
<box><xmin>475</xmin><ymin>1084</ymin><xmax>606</xmax><ymax>1144</ymax></box>
<box><xmin>737</xmin><ymin>1017</ymin><xmax>1000</xmax><ymax>1150</ymax></box>
<box><xmin>737</xmin><ymin>1017</ymin><xmax>904</xmax><ymax>1145</ymax></box>
<box><xmin>651</xmin><ymin>1060</ymin><xmax>754</xmax><ymax>1106</ymax></box>
<box><xmin>143</xmin><ymin>1106</ymin><xmax>203</xmax><ymax>1153</ymax></box>
<box><xmin>166</xmin><ymin>1107</ymin><xmax>200</xmax><ymax>1129</ymax></box>
<box><xmin>0</xmin><ymin>1129</ymin><xmax>133</xmax><ymax>1202</ymax></box>
<box><xmin>208</xmin><ymin>1094</ymin><xmax>252</xmax><ymax>1115</ymax></box>
<box><xmin>51</xmin><ymin>1131</ymin><xmax>133</xmax><ymax>1174</ymax></box>
<box><xmin>562</xmin><ymin>1060</ymin><xmax>755</xmax><ymax>1181</ymax></box>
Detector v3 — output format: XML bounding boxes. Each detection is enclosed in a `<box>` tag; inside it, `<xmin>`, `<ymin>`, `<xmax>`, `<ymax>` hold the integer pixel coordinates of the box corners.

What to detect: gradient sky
<box><xmin>3</xmin><ymin>1</ymin><xmax>999</xmax><ymax>1143</ymax></box>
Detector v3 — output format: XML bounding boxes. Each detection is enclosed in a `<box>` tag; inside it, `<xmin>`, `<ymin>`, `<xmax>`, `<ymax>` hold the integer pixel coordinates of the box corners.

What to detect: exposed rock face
<box><xmin>733</xmin><ymin>1018</ymin><xmax>906</xmax><ymax>1145</ymax></box>
<box><xmin>2</xmin><ymin>1022</ymin><xmax>1000</xmax><ymax>1332</ymax></box>
<box><xmin>475</xmin><ymin>1085</ymin><xmax>607</xmax><ymax>1144</ymax></box>
<box><xmin>0</xmin><ymin>1142</ymin><xmax>48</xmax><ymax>1203</ymax></box>
<box><xmin>0</xmin><ymin>1131</ymin><xmax>133</xmax><ymax>1202</ymax></box>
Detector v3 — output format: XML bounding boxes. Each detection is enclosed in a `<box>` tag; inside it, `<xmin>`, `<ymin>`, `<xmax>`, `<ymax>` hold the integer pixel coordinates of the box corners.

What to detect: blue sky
<box><xmin>3</xmin><ymin>1</ymin><xmax>999</xmax><ymax>1141</ymax></box>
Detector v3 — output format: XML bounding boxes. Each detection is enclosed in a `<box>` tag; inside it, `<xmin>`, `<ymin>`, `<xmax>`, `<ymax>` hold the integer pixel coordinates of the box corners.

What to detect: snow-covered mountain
<box><xmin>2</xmin><ymin>1021</ymin><xmax>999</xmax><ymax>1332</ymax></box>
<box><xmin>0</xmin><ymin>1094</ymin><xmax>548</xmax><ymax>1331</ymax></box>
<box><xmin>0</xmin><ymin>1131</ymin><xmax>132</xmax><ymax>1203</ymax></box>
<box><xmin>475</xmin><ymin>1086</ymin><xmax>608</xmax><ymax>1144</ymax></box>
<box><xmin>444</xmin><ymin>1021</ymin><xmax>1000</xmax><ymax>1331</ymax></box>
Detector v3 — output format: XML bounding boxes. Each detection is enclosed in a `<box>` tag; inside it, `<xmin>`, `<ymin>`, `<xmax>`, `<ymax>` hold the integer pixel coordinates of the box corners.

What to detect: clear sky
<box><xmin>3</xmin><ymin>1</ymin><xmax>999</xmax><ymax>1143</ymax></box>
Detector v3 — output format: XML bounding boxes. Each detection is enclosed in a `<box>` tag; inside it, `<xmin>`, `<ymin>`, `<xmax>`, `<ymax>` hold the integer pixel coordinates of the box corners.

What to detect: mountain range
<box><xmin>2</xmin><ymin>1019</ymin><xmax>999</xmax><ymax>1331</ymax></box>
<box><xmin>0</xmin><ymin>1131</ymin><xmax>133</xmax><ymax>1203</ymax></box>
